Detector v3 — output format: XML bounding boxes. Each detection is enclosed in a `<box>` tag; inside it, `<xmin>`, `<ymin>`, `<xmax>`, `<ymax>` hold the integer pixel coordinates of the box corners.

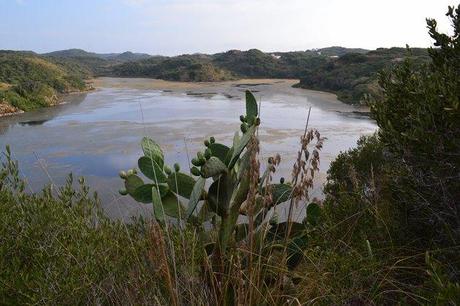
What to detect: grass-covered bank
<box><xmin>0</xmin><ymin>51</ymin><xmax>91</xmax><ymax>115</ymax></box>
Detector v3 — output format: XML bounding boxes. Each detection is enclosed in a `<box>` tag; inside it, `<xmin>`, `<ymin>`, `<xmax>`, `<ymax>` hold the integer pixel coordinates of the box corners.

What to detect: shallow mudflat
<box><xmin>0</xmin><ymin>77</ymin><xmax>376</xmax><ymax>220</ymax></box>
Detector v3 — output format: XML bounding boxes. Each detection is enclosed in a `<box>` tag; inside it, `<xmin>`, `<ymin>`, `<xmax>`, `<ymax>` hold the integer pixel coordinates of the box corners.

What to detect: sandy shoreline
<box><xmin>92</xmin><ymin>77</ymin><xmax>370</xmax><ymax>114</ymax></box>
<box><xmin>92</xmin><ymin>77</ymin><xmax>300</xmax><ymax>91</ymax></box>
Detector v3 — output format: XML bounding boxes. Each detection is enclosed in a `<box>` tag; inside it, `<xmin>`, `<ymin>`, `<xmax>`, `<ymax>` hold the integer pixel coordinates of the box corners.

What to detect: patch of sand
<box><xmin>92</xmin><ymin>77</ymin><xmax>299</xmax><ymax>92</ymax></box>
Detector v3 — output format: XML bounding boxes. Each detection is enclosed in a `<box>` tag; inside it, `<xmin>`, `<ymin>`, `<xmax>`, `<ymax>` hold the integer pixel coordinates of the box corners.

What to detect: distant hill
<box><xmin>43</xmin><ymin>49</ymin><xmax>152</xmax><ymax>76</ymax></box>
<box><xmin>43</xmin><ymin>49</ymin><xmax>151</xmax><ymax>62</ymax></box>
<box><xmin>0</xmin><ymin>51</ymin><xmax>90</xmax><ymax>113</ymax></box>
<box><xmin>44</xmin><ymin>48</ymin><xmax>99</xmax><ymax>58</ymax></box>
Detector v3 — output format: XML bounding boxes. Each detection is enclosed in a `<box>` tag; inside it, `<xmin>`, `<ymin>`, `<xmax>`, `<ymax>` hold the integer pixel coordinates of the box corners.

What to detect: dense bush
<box><xmin>372</xmin><ymin>6</ymin><xmax>460</xmax><ymax>250</ymax></box>
<box><xmin>321</xmin><ymin>5</ymin><xmax>460</xmax><ymax>304</ymax></box>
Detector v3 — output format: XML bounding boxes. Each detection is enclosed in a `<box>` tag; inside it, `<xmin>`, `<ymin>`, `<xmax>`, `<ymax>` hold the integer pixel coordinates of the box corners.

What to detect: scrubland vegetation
<box><xmin>0</xmin><ymin>5</ymin><xmax>459</xmax><ymax>305</ymax></box>
<box><xmin>0</xmin><ymin>51</ymin><xmax>91</xmax><ymax>113</ymax></box>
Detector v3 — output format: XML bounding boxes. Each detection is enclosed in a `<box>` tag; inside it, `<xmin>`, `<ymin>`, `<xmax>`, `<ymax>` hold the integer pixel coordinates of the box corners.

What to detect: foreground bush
<box><xmin>322</xmin><ymin>5</ymin><xmax>460</xmax><ymax>304</ymax></box>
<box><xmin>0</xmin><ymin>148</ymin><xmax>164</xmax><ymax>304</ymax></box>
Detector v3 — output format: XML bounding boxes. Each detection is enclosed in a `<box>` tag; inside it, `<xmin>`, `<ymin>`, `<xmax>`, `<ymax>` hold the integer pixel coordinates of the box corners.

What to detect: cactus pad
<box><xmin>167</xmin><ymin>172</ymin><xmax>196</xmax><ymax>199</ymax></box>
<box><xmin>141</xmin><ymin>137</ymin><xmax>164</xmax><ymax>168</ymax></box>
<box><xmin>138</xmin><ymin>156</ymin><xmax>167</xmax><ymax>183</ymax></box>
<box><xmin>201</xmin><ymin>156</ymin><xmax>228</xmax><ymax>178</ymax></box>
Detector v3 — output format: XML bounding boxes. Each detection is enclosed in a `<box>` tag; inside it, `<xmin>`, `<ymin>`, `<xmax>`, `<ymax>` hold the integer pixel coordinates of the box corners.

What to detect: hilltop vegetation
<box><xmin>109</xmin><ymin>47</ymin><xmax>364</xmax><ymax>81</ymax></box>
<box><xmin>0</xmin><ymin>51</ymin><xmax>91</xmax><ymax>113</ymax></box>
<box><xmin>296</xmin><ymin>47</ymin><xmax>431</xmax><ymax>103</ymax></box>
<box><xmin>111</xmin><ymin>54</ymin><xmax>235</xmax><ymax>81</ymax></box>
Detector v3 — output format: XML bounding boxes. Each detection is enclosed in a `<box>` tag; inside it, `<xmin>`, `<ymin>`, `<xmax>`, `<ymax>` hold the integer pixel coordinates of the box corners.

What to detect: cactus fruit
<box><xmin>191</xmin><ymin>157</ymin><xmax>200</xmax><ymax>166</ymax></box>
<box><xmin>119</xmin><ymin>188</ymin><xmax>128</xmax><ymax>195</ymax></box>
<box><xmin>174</xmin><ymin>163</ymin><xmax>180</xmax><ymax>172</ymax></box>
<box><xmin>164</xmin><ymin>165</ymin><xmax>172</xmax><ymax>175</ymax></box>
<box><xmin>191</xmin><ymin>166</ymin><xmax>201</xmax><ymax>176</ymax></box>
<box><xmin>127</xmin><ymin>169</ymin><xmax>136</xmax><ymax>176</ymax></box>
<box><xmin>240</xmin><ymin>123</ymin><xmax>248</xmax><ymax>133</ymax></box>
<box><xmin>197</xmin><ymin>152</ymin><xmax>206</xmax><ymax>165</ymax></box>
<box><xmin>210</xmin><ymin>136</ymin><xmax>215</xmax><ymax>144</ymax></box>
<box><xmin>255</xmin><ymin>117</ymin><xmax>261</xmax><ymax>126</ymax></box>
<box><xmin>204</xmin><ymin>139</ymin><xmax>210</xmax><ymax>147</ymax></box>
<box><xmin>119</xmin><ymin>170</ymin><xmax>127</xmax><ymax>179</ymax></box>
<box><xmin>204</xmin><ymin>148</ymin><xmax>212</xmax><ymax>160</ymax></box>
<box><xmin>239</xmin><ymin>115</ymin><xmax>245</xmax><ymax>122</ymax></box>
<box><xmin>280</xmin><ymin>177</ymin><xmax>285</xmax><ymax>184</ymax></box>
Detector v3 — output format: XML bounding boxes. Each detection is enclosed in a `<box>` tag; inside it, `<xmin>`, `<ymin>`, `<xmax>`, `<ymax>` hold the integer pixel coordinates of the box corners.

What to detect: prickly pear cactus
<box><xmin>119</xmin><ymin>90</ymin><xmax>317</xmax><ymax>259</ymax></box>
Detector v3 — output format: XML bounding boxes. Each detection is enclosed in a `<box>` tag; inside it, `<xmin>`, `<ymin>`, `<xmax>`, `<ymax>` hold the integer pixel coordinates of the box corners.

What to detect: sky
<box><xmin>0</xmin><ymin>0</ymin><xmax>457</xmax><ymax>55</ymax></box>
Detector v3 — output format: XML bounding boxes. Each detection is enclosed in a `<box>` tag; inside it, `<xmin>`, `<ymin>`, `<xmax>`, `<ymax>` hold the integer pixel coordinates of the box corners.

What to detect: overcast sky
<box><xmin>0</xmin><ymin>0</ymin><xmax>457</xmax><ymax>55</ymax></box>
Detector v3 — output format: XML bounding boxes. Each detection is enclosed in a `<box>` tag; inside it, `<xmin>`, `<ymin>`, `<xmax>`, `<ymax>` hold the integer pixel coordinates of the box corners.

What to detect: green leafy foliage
<box><xmin>305</xmin><ymin>203</ymin><xmax>321</xmax><ymax>226</ymax></box>
<box><xmin>371</xmin><ymin>5</ymin><xmax>460</xmax><ymax>249</ymax></box>
<box><xmin>0</xmin><ymin>155</ymin><xmax>166</xmax><ymax>304</ymax></box>
<box><xmin>321</xmin><ymin>6</ymin><xmax>460</xmax><ymax>302</ymax></box>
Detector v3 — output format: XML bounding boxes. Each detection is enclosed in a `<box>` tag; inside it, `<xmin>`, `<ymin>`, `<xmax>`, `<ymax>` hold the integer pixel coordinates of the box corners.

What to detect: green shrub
<box><xmin>372</xmin><ymin>5</ymin><xmax>460</xmax><ymax>250</ymax></box>
<box><xmin>0</xmin><ymin>148</ymin><xmax>166</xmax><ymax>304</ymax></box>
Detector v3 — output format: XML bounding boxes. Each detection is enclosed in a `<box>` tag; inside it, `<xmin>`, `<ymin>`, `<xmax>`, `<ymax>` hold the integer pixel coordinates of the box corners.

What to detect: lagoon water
<box><xmin>0</xmin><ymin>78</ymin><xmax>377</xmax><ymax>220</ymax></box>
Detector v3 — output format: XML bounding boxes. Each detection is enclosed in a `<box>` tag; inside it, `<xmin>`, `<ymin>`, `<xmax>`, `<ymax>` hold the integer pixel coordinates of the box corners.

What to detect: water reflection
<box><xmin>19</xmin><ymin>119</ymin><xmax>49</xmax><ymax>126</ymax></box>
<box><xmin>0</xmin><ymin>81</ymin><xmax>376</xmax><ymax>220</ymax></box>
<box><xmin>0</xmin><ymin>93</ymin><xmax>87</xmax><ymax>136</ymax></box>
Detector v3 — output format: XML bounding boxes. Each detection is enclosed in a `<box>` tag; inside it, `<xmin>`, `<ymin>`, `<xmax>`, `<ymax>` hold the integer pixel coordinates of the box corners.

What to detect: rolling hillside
<box><xmin>0</xmin><ymin>51</ymin><xmax>91</xmax><ymax>113</ymax></box>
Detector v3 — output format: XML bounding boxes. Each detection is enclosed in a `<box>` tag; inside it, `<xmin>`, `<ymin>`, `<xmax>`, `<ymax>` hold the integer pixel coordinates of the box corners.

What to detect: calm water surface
<box><xmin>0</xmin><ymin>79</ymin><xmax>377</xmax><ymax>220</ymax></box>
